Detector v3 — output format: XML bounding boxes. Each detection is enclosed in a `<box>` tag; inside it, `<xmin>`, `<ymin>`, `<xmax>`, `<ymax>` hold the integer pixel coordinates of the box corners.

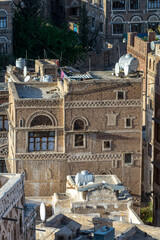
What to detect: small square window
<box><xmin>118</xmin><ymin>91</ymin><xmax>124</xmax><ymax>100</ymax></box>
<box><xmin>125</xmin><ymin>118</ymin><xmax>132</xmax><ymax>128</ymax></box>
<box><xmin>103</xmin><ymin>140</ymin><xmax>112</xmax><ymax>151</ymax></box>
<box><xmin>75</xmin><ymin>134</ymin><xmax>84</xmax><ymax>147</ymax></box>
<box><xmin>124</xmin><ymin>153</ymin><xmax>132</xmax><ymax>164</ymax></box>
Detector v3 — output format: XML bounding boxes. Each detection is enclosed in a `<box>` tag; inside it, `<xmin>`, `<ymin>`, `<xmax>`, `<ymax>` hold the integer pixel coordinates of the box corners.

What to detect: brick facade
<box><xmin>7</xmin><ymin>71</ymin><xmax>143</xmax><ymax>213</ymax></box>
<box><xmin>0</xmin><ymin>0</ymin><xmax>13</xmax><ymax>55</ymax></box>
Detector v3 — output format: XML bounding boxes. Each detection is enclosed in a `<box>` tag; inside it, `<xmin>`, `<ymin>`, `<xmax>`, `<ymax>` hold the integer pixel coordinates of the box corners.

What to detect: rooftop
<box><xmin>64</xmin><ymin>71</ymin><xmax>142</xmax><ymax>86</ymax></box>
<box><xmin>12</xmin><ymin>82</ymin><xmax>61</xmax><ymax>99</ymax></box>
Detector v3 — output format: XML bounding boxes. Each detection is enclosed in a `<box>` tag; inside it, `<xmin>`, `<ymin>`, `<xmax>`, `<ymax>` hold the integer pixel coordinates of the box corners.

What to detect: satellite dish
<box><xmin>24</xmin><ymin>75</ymin><xmax>30</xmax><ymax>82</ymax></box>
<box><xmin>115</xmin><ymin>63</ymin><xmax>120</xmax><ymax>77</ymax></box>
<box><xmin>40</xmin><ymin>202</ymin><xmax>46</xmax><ymax>222</ymax></box>
<box><xmin>23</xmin><ymin>66</ymin><xmax>27</xmax><ymax>77</ymax></box>
<box><xmin>124</xmin><ymin>64</ymin><xmax>129</xmax><ymax>76</ymax></box>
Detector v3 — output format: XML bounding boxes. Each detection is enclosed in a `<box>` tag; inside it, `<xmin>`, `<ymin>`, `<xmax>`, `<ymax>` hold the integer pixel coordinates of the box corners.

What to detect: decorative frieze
<box><xmin>15</xmin><ymin>99</ymin><xmax>61</xmax><ymax>108</ymax></box>
<box><xmin>67</xmin><ymin>153</ymin><xmax>122</xmax><ymax>162</ymax></box>
<box><xmin>15</xmin><ymin>152</ymin><xmax>124</xmax><ymax>163</ymax></box>
<box><xmin>16</xmin><ymin>153</ymin><xmax>66</xmax><ymax>161</ymax></box>
<box><xmin>0</xmin><ymin>132</ymin><xmax>8</xmax><ymax>139</ymax></box>
<box><xmin>0</xmin><ymin>143</ymin><xmax>8</xmax><ymax>156</ymax></box>
<box><xmin>0</xmin><ymin>176</ymin><xmax>24</xmax><ymax>218</ymax></box>
<box><xmin>65</xmin><ymin>99</ymin><xmax>141</xmax><ymax>109</ymax></box>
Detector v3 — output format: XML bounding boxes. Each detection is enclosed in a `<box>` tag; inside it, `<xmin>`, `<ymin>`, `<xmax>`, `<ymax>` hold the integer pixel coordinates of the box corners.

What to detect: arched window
<box><xmin>0</xmin><ymin>10</ymin><xmax>7</xmax><ymax>29</ymax></box>
<box><xmin>130</xmin><ymin>15</ymin><xmax>142</xmax><ymax>33</ymax></box>
<box><xmin>30</xmin><ymin>115</ymin><xmax>52</xmax><ymax>127</ymax></box>
<box><xmin>74</xmin><ymin>119</ymin><xmax>85</xmax><ymax>130</ymax></box>
<box><xmin>0</xmin><ymin>36</ymin><xmax>8</xmax><ymax>54</ymax></box>
<box><xmin>148</xmin><ymin>15</ymin><xmax>159</xmax><ymax>31</ymax></box>
<box><xmin>69</xmin><ymin>0</ymin><xmax>79</xmax><ymax>16</ymax></box>
<box><xmin>112</xmin><ymin>16</ymin><xmax>124</xmax><ymax>35</ymax></box>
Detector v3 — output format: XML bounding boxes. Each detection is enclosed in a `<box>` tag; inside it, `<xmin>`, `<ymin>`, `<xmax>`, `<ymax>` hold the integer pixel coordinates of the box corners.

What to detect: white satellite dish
<box><xmin>23</xmin><ymin>66</ymin><xmax>27</xmax><ymax>77</ymax></box>
<box><xmin>124</xmin><ymin>64</ymin><xmax>129</xmax><ymax>77</ymax></box>
<box><xmin>115</xmin><ymin>63</ymin><xmax>120</xmax><ymax>77</ymax></box>
<box><xmin>24</xmin><ymin>75</ymin><xmax>30</xmax><ymax>82</ymax></box>
<box><xmin>40</xmin><ymin>202</ymin><xmax>46</xmax><ymax>222</ymax></box>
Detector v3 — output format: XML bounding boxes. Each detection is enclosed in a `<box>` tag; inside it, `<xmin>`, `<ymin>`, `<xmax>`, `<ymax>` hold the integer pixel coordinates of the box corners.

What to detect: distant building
<box><xmin>0</xmin><ymin>0</ymin><xmax>13</xmax><ymax>55</ymax></box>
<box><xmin>105</xmin><ymin>0</ymin><xmax>160</xmax><ymax>44</ymax></box>
<box><xmin>0</xmin><ymin>173</ymin><xmax>36</xmax><ymax>239</ymax></box>
<box><xmin>6</xmin><ymin>60</ymin><xmax>143</xmax><ymax>214</ymax></box>
<box><xmin>50</xmin><ymin>0</ymin><xmax>107</xmax><ymax>50</ymax></box>
<box><xmin>127</xmin><ymin>31</ymin><xmax>156</xmax><ymax>199</ymax></box>
<box><xmin>0</xmin><ymin>83</ymin><xmax>9</xmax><ymax>173</ymax></box>
<box><xmin>50</xmin><ymin>0</ymin><xmax>160</xmax><ymax>46</ymax></box>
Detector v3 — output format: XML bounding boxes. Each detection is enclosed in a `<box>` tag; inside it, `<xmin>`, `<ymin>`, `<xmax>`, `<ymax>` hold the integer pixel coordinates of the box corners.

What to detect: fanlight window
<box><xmin>74</xmin><ymin>119</ymin><xmax>85</xmax><ymax>130</ymax></box>
<box><xmin>30</xmin><ymin>115</ymin><xmax>52</xmax><ymax>127</ymax></box>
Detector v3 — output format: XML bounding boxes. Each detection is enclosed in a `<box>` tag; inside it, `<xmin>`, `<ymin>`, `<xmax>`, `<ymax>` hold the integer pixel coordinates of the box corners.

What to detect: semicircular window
<box><xmin>74</xmin><ymin>119</ymin><xmax>85</xmax><ymax>130</ymax></box>
<box><xmin>30</xmin><ymin>115</ymin><xmax>52</xmax><ymax>127</ymax></box>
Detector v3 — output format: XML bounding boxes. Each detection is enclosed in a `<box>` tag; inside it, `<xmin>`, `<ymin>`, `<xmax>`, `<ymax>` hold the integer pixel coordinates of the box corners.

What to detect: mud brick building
<box><xmin>7</xmin><ymin>64</ymin><xmax>143</xmax><ymax>212</ymax></box>
<box><xmin>0</xmin><ymin>83</ymin><xmax>9</xmax><ymax>173</ymax></box>
<box><xmin>0</xmin><ymin>0</ymin><xmax>13</xmax><ymax>55</ymax></box>
<box><xmin>127</xmin><ymin>32</ymin><xmax>156</xmax><ymax>200</ymax></box>
<box><xmin>149</xmin><ymin>42</ymin><xmax>160</xmax><ymax>226</ymax></box>
<box><xmin>106</xmin><ymin>0</ymin><xmax>160</xmax><ymax>44</ymax></box>
<box><xmin>0</xmin><ymin>173</ymin><xmax>36</xmax><ymax>240</ymax></box>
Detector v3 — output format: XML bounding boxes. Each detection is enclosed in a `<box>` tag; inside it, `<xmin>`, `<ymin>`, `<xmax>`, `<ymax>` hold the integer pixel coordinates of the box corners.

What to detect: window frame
<box><xmin>73</xmin><ymin>133</ymin><xmax>86</xmax><ymax>148</ymax></box>
<box><xmin>115</xmin><ymin>90</ymin><xmax>126</xmax><ymax>100</ymax></box>
<box><xmin>28</xmin><ymin>131</ymin><xmax>56</xmax><ymax>152</ymax></box>
<box><xmin>129</xmin><ymin>0</ymin><xmax>139</xmax><ymax>10</ymax></box>
<box><xmin>124</xmin><ymin>117</ymin><xmax>134</xmax><ymax>128</ymax></box>
<box><xmin>0</xmin><ymin>16</ymin><xmax>7</xmax><ymax>29</ymax></box>
<box><xmin>0</xmin><ymin>42</ymin><xmax>8</xmax><ymax>54</ymax></box>
<box><xmin>124</xmin><ymin>153</ymin><xmax>133</xmax><ymax>165</ymax></box>
<box><xmin>0</xmin><ymin>115</ymin><xmax>8</xmax><ymax>131</ymax></box>
<box><xmin>112</xmin><ymin>23</ymin><xmax>124</xmax><ymax>35</ymax></box>
<box><xmin>0</xmin><ymin>159</ymin><xmax>7</xmax><ymax>173</ymax></box>
<box><xmin>148</xmin><ymin>0</ymin><xmax>160</xmax><ymax>10</ymax></box>
<box><xmin>102</xmin><ymin>140</ymin><xmax>112</xmax><ymax>151</ymax></box>
<box><xmin>112</xmin><ymin>0</ymin><xmax>126</xmax><ymax>11</ymax></box>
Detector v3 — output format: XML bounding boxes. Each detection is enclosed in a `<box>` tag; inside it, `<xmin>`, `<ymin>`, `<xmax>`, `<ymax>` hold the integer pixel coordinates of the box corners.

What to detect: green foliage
<box><xmin>78</xmin><ymin>3</ymin><xmax>98</xmax><ymax>51</ymax></box>
<box><xmin>140</xmin><ymin>203</ymin><xmax>153</xmax><ymax>224</ymax></box>
<box><xmin>13</xmin><ymin>0</ymin><xmax>84</xmax><ymax>64</ymax></box>
<box><xmin>0</xmin><ymin>54</ymin><xmax>14</xmax><ymax>70</ymax></box>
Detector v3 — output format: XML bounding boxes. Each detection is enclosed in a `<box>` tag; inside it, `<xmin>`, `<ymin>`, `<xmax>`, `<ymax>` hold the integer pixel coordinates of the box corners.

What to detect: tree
<box><xmin>78</xmin><ymin>3</ymin><xmax>98</xmax><ymax>50</ymax></box>
<box><xmin>13</xmin><ymin>0</ymin><xmax>84</xmax><ymax>64</ymax></box>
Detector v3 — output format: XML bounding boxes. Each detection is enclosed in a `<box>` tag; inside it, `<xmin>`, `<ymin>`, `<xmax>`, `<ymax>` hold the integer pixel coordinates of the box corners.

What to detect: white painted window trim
<box><xmin>124</xmin><ymin>117</ymin><xmax>135</xmax><ymax>128</ymax></box>
<box><xmin>114</xmin><ymin>89</ymin><xmax>126</xmax><ymax>100</ymax></box>
<box><xmin>73</xmin><ymin>133</ymin><xmax>86</xmax><ymax>149</ymax></box>
<box><xmin>124</xmin><ymin>153</ymin><xmax>133</xmax><ymax>165</ymax></box>
<box><xmin>102</xmin><ymin>140</ymin><xmax>112</xmax><ymax>151</ymax></box>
